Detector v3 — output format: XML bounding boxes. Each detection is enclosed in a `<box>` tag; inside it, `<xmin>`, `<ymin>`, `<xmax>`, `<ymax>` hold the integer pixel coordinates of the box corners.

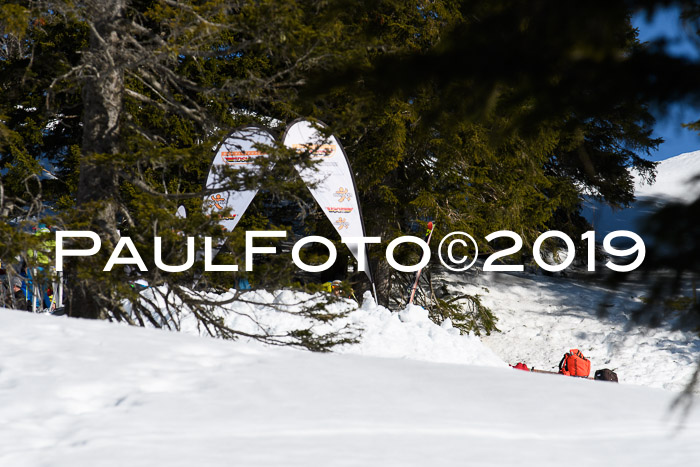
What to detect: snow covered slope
<box><xmin>442</xmin><ymin>268</ymin><xmax>699</xmax><ymax>392</ymax></box>
<box><xmin>635</xmin><ymin>150</ymin><xmax>700</xmax><ymax>202</ymax></box>
<box><xmin>1</xmin><ymin>308</ymin><xmax>699</xmax><ymax>467</ymax></box>
<box><xmin>448</xmin><ymin>151</ymin><xmax>700</xmax><ymax>393</ymax></box>
<box><xmin>582</xmin><ymin>150</ymin><xmax>700</xmax><ymax>240</ymax></box>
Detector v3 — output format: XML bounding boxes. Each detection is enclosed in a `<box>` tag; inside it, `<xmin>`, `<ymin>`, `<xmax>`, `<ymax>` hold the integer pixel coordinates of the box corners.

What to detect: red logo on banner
<box><xmin>326</xmin><ymin>206</ymin><xmax>353</xmax><ymax>214</ymax></box>
<box><xmin>221</xmin><ymin>150</ymin><xmax>262</xmax><ymax>164</ymax></box>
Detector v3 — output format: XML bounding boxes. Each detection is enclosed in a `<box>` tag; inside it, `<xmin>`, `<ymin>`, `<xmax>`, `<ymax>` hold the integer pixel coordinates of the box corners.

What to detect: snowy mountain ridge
<box><xmin>583</xmin><ymin>150</ymin><xmax>700</xmax><ymax>240</ymax></box>
<box><xmin>634</xmin><ymin>150</ymin><xmax>700</xmax><ymax>203</ymax></box>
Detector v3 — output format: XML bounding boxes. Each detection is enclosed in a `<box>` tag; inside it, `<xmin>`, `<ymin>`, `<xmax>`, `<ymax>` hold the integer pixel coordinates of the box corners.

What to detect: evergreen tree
<box><xmin>1</xmin><ymin>0</ymin><xmax>698</xmax><ymax>342</ymax></box>
<box><xmin>302</xmin><ymin>1</ymin><xmax>698</xmax><ymax>305</ymax></box>
<box><xmin>0</xmin><ymin>0</ymin><xmax>374</xmax><ymax>348</ymax></box>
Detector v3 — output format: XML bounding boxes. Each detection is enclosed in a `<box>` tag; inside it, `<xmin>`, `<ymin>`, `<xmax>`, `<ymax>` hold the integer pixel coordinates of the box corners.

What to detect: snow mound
<box><xmin>340</xmin><ymin>292</ymin><xmax>505</xmax><ymax>367</ymax></box>
<box><xmin>137</xmin><ymin>287</ymin><xmax>506</xmax><ymax>368</ymax></box>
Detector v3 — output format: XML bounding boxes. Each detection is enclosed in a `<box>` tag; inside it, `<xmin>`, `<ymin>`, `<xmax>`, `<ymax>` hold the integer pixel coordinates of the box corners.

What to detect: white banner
<box><xmin>204</xmin><ymin>126</ymin><xmax>275</xmax><ymax>231</ymax></box>
<box><xmin>283</xmin><ymin>119</ymin><xmax>374</xmax><ymax>283</ymax></box>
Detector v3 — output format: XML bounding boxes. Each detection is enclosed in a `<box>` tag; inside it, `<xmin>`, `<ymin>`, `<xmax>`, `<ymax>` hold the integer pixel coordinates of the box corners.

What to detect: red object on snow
<box><xmin>558</xmin><ymin>349</ymin><xmax>591</xmax><ymax>377</ymax></box>
<box><xmin>511</xmin><ymin>362</ymin><xmax>530</xmax><ymax>371</ymax></box>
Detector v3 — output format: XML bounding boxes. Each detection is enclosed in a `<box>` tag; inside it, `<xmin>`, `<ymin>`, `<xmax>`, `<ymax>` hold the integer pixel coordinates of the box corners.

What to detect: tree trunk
<box><xmin>69</xmin><ymin>0</ymin><xmax>126</xmax><ymax>319</ymax></box>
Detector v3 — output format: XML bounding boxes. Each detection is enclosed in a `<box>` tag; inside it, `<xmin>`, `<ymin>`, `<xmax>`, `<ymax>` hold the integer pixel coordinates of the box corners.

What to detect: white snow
<box><xmin>1</xmin><ymin>307</ymin><xmax>699</xmax><ymax>466</ymax></box>
<box><xmin>340</xmin><ymin>295</ymin><xmax>505</xmax><ymax>366</ymax></box>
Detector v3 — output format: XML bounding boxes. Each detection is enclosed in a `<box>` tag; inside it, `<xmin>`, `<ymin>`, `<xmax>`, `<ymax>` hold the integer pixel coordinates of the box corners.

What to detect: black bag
<box><xmin>594</xmin><ymin>369</ymin><xmax>618</xmax><ymax>382</ymax></box>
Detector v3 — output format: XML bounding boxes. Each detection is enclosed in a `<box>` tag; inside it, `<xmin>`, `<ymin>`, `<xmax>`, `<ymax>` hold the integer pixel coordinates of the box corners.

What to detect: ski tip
<box><xmin>427</xmin><ymin>221</ymin><xmax>433</xmax><ymax>230</ymax></box>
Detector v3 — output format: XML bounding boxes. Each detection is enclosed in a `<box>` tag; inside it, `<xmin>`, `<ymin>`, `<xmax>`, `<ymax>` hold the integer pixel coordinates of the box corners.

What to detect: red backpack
<box><xmin>558</xmin><ymin>349</ymin><xmax>591</xmax><ymax>377</ymax></box>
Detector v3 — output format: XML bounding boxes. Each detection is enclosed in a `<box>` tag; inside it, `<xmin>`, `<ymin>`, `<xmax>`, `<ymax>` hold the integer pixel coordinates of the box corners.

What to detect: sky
<box><xmin>633</xmin><ymin>8</ymin><xmax>700</xmax><ymax>161</ymax></box>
